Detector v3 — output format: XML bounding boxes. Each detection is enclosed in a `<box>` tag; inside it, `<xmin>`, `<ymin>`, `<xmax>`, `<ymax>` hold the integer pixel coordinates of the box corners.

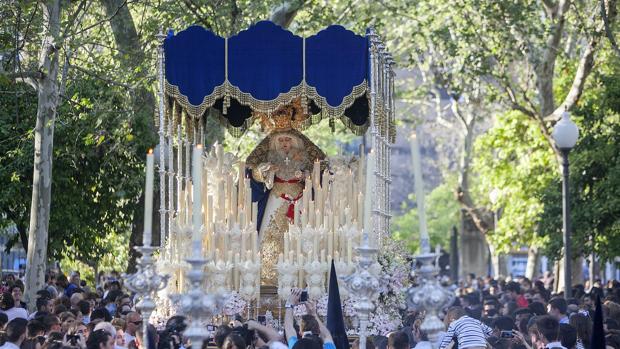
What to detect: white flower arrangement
<box><xmin>223</xmin><ymin>291</ymin><xmax>249</xmax><ymax>316</ymax></box>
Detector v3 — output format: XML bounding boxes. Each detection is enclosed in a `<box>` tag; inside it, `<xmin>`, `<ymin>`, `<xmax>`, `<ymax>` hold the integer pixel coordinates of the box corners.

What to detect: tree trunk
<box><xmin>525</xmin><ymin>246</ymin><xmax>540</xmax><ymax>280</ymax></box>
<box><xmin>24</xmin><ymin>0</ymin><xmax>61</xmax><ymax>310</ymax></box>
<box><xmin>459</xmin><ymin>209</ymin><xmax>490</xmax><ymax>279</ymax></box>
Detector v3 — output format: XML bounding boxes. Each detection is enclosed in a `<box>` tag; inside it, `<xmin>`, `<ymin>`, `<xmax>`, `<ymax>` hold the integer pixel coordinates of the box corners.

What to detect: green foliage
<box><xmin>539</xmin><ymin>51</ymin><xmax>620</xmax><ymax>262</ymax></box>
<box><xmin>391</xmin><ymin>179</ymin><xmax>459</xmax><ymax>253</ymax></box>
<box><xmin>473</xmin><ymin>110</ymin><xmax>556</xmax><ymax>252</ymax></box>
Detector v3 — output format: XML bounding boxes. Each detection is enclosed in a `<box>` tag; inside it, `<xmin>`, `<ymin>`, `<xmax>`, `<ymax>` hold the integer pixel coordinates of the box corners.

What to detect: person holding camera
<box><xmin>284</xmin><ymin>289</ymin><xmax>335</xmax><ymax>349</ymax></box>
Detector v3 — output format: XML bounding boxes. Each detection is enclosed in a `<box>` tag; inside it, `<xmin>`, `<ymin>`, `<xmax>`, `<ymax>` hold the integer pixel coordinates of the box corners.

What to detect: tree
<box><xmin>539</xmin><ymin>49</ymin><xmax>620</xmax><ymax>264</ymax></box>
<box><xmin>392</xmin><ymin>180</ymin><xmax>459</xmax><ymax>253</ymax></box>
<box><xmin>24</xmin><ymin>0</ymin><xmax>62</xmax><ymax>309</ymax></box>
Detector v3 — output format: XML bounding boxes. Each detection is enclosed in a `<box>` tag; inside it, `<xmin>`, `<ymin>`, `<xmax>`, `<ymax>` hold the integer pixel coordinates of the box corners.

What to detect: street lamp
<box><xmin>552</xmin><ymin>111</ymin><xmax>579</xmax><ymax>299</ymax></box>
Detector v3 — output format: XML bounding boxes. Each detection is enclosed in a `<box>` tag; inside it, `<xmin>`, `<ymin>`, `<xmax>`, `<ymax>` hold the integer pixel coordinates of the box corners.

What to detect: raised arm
<box><xmin>304</xmin><ymin>300</ymin><xmax>333</xmax><ymax>344</ymax></box>
<box><xmin>246</xmin><ymin>320</ymin><xmax>282</xmax><ymax>343</ymax></box>
<box><xmin>285</xmin><ymin>289</ymin><xmax>302</xmax><ymax>345</ymax></box>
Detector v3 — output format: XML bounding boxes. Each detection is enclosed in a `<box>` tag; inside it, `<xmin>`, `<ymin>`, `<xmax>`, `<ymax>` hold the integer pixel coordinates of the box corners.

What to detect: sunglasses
<box><xmin>131</xmin><ymin>321</ymin><xmax>143</xmax><ymax>325</ymax></box>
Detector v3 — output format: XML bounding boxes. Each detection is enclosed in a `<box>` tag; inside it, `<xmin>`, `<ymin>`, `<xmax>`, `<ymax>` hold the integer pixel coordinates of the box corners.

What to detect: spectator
<box><xmin>387</xmin><ymin>331</ymin><xmax>409</xmax><ymax>349</ymax></box>
<box><xmin>569</xmin><ymin>313</ymin><xmax>592</xmax><ymax>349</ymax></box>
<box><xmin>0</xmin><ymin>318</ymin><xmax>28</xmax><ymax>349</ymax></box>
<box><xmin>42</xmin><ymin>315</ymin><xmax>61</xmax><ymax>335</ymax></box>
<box><xmin>505</xmin><ymin>282</ymin><xmax>529</xmax><ymax>308</ymax></box>
<box><xmin>558</xmin><ymin>324</ymin><xmax>577</xmax><ymax>349</ymax></box>
<box><xmin>528</xmin><ymin>302</ymin><xmax>547</xmax><ymax>316</ymax></box>
<box><xmin>79</xmin><ymin>300</ymin><xmax>92</xmax><ymax>325</ymax></box>
<box><xmin>529</xmin><ymin>315</ymin><xmax>565</xmax><ymax>349</ymax></box>
<box><xmin>28</xmin><ymin>297</ymin><xmax>51</xmax><ymax>320</ymax></box>
<box><xmin>124</xmin><ymin>312</ymin><xmax>142</xmax><ymax>344</ymax></box>
<box><xmin>222</xmin><ymin>333</ymin><xmax>246</xmax><ymax>349</ymax></box>
<box><xmin>284</xmin><ymin>289</ymin><xmax>335</xmax><ymax>349</ymax></box>
<box><xmin>92</xmin><ymin>307</ymin><xmax>113</xmax><ymax>323</ymax></box>
<box><xmin>44</xmin><ymin>274</ymin><xmax>58</xmax><ymax>299</ymax></box>
<box><xmin>439</xmin><ymin>306</ymin><xmax>492</xmax><ymax>349</ymax></box>
<box><xmin>0</xmin><ymin>292</ymin><xmax>28</xmax><ymax>321</ymax></box>
<box><xmin>60</xmin><ymin>312</ymin><xmax>77</xmax><ymax>332</ymax></box>
<box><xmin>548</xmin><ymin>298</ymin><xmax>569</xmax><ymax>324</ymax></box>
<box><xmin>352</xmin><ymin>338</ymin><xmax>375</xmax><ymax>349</ymax></box>
<box><xmin>87</xmin><ymin>329</ymin><xmax>115</xmax><ymax>349</ymax></box>
<box><xmin>0</xmin><ymin>313</ymin><xmax>8</xmax><ymax>329</ymax></box>
<box><xmin>9</xmin><ymin>285</ymin><xmax>26</xmax><ymax>309</ymax></box>
<box><xmin>65</xmin><ymin>272</ymin><xmax>82</xmax><ymax>298</ymax></box>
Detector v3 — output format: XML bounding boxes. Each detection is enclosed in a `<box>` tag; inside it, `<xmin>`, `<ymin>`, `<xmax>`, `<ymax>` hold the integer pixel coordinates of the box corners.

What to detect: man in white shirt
<box><xmin>0</xmin><ymin>292</ymin><xmax>28</xmax><ymax>321</ymax></box>
<box><xmin>0</xmin><ymin>318</ymin><xmax>28</xmax><ymax>349</ymax></box>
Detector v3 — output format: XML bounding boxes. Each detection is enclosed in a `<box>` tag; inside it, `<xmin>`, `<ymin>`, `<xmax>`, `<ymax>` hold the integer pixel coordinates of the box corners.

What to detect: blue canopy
<box><xmin>163</xmin><ymin>21</ymin><xmax>372</xmax><ymax>136</ymax></box>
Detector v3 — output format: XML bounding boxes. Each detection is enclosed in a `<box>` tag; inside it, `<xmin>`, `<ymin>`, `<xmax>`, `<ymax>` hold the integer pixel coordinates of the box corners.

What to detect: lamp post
<box><xmin>488</xmin><ymin>188</ymin><xmax>500</xmax><ymax>277</ymax></box>
<box><xmin>552</xmin><ymin>111</ymin><xmax>579</xmax><ymax>299</ymax></box>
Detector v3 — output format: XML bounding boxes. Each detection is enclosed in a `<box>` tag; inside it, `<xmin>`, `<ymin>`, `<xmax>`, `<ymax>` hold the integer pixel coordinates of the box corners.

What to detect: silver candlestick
<box><xmin>343</xmin><ymin>241</ymin><xmax>380</xmax><ymax>349</ymax></box>
<box><xmin>124</xmin><ymin>246</ymin><xmax>170</xmax><ymax>349</ymax></box>
<box><xmin>405</xmin><ymin>248</ymin><xmax>455</xmax><ymax>347</ymax></box>
<box><xmin>174</xmin><ymin>256</ymin><xmax>226</xmax><ymax>349</ymax></box>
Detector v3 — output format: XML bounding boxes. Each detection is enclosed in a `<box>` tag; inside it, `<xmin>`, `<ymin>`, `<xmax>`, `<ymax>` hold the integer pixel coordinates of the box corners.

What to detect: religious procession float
<box><xmin>142</xmin><ymin>21</ymin><xmax>410</xmax><ymax>336</ymax></box>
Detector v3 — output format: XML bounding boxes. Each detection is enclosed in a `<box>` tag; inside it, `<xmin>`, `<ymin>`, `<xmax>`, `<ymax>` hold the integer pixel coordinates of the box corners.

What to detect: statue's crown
<box><xmin>258</xmin><ymin>98</ymin><xmax>309</xmax><ymax>131</ymax></box>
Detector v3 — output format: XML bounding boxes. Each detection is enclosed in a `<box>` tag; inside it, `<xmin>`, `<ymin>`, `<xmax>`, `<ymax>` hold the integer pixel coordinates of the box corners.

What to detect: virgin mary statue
<box><xmin>246</xmin><ymin>99</ymin><xmax>326</xmax><ymax>286</ymax></box>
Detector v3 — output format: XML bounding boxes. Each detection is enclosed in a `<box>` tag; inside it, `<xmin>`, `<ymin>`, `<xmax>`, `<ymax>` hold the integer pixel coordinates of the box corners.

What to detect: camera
<box><xmin>257</xmin><ymin>315</ymin><xmax>266</xmax><ymax>325</ymax></box>
<box><xmin>500</xmin><ymin>330</ymin><xmax>513</xmax><ymax>338</ymax></box>
<box><xmin>67</xmin><ymin>334</ymin><xmax>80</xmax><ymax>345</ymax></box>
<box><xmin>300</xmin><ymin>290</ymin><xmax>308</xmax><ymax>302</ymax></box>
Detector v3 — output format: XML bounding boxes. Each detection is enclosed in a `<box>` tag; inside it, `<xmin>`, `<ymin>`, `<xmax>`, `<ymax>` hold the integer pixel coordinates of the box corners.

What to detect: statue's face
<box><xmin>276</xmin><ymin>135</ymin><xmax>295</xmax><ymax>153</ymax></box>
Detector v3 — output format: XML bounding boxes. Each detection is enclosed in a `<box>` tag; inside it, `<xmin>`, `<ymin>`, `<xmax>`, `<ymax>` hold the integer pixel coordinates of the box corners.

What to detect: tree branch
<box><xmin>270</xmin><ymin>0</ymin><xmax>305</xmax><ymax>28</ymax></box>
<box><xmin>547</xmin><ymin>0</ymin><xmax>617</xmax><ymax>121</ymax></box>
<box><xmin>601</xmin><ymin>0</ymin><xmax>620</xmax><ymax>55</ymax></box>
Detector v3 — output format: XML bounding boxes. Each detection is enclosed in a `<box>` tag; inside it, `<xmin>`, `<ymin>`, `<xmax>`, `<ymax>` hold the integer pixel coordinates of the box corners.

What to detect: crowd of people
<box><xmin>1</xmin><ymin>270</ymin><xmax>620</xmax><ymax>349</ymax></box>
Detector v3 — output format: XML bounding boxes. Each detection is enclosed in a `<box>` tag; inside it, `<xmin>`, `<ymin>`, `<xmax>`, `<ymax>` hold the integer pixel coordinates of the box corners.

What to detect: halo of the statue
<box><xmin>163</xmin><ymin>21</ymin><xmax>391</xmax><ymax>138</ymax></box>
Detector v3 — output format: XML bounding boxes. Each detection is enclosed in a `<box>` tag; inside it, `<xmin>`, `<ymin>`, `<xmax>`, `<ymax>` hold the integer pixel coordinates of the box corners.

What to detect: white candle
<box><xmin>218</xmin><ymin>179</ymin><xmax>225</xmax><ymax>222</ymax></box>
<box><xmin>327</xmin><ymin>230</ymin><xmax>333</xmax><ymax>260</ymax></box>
<box><xmin>309</xmin><ymin>200</ymin><xmax>315</xmax><ymax>227</ymax></box>
<box><xmin>238</xmin><ymin>161</ymin><xmax>245</xmax><ymax>207</ymax></box>
<box><xmin>231</xmin><ymin>177</ymin><xmax>238</xmax><ymax>222</ymax></box>
<box><xmin>296</xmin><ymin>231</ymin><xmax>302</xmax><ymax>257</ymax></box>
<box><xmin>234</xmin><ymin>253</ymin><xmax>240</xmax><ymax>289</ymax></box>
<box><xmin>143</xmin><ymin>150</ymin><xmax>154</xmax><ymax>247</ymax></box>
<box><xmin>252</xmin><ymin>202</ymin><xmax>258</xmax><ymax>229</ymax></box>
<box><xmin>192</xmin><ymin>145</ymin><xmax>203</xmax><ymax>256</ymax></box>
<box><xmin>347</xmin><ymin>240</ymin><xmax>352</xmax><ymax>263</ymax></box>
<box><xmin>252</xmin><ymin>230</ymin><xmax>258</xmax><ymax>255</ymax></box>
<box><xmin>313</xmin><ymin>230</ymin><xmax>318</xmax><ymax>255</ymax></box>
<box><xmin>207</xmin><ymin>196</ymin><xmax>213</xmax><ymax>231</ymax></box>
<box><xmin>294</xmin><ymin>203</ymin><xmax>300</xmax><ymax>226</ymax></box>
<box><xmin>284</xmin><ymin>233</ymin><xmax>290</xmax><ymax>261</ymax></box>
<box><xmin>241</xmin><ymin>229</ymin><xmax>247</xmax><ymax>256</ymax></box>
<box><xmin>298</xmin><ymin>254</ymin><xmax>304</xmax><ymax>287</ymax></box>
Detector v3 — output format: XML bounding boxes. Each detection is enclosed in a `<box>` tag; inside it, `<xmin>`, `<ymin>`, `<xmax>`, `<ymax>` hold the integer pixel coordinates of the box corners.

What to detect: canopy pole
<box><xmin>156</xmin><ymin>30</ymin><xmax>167</xmax><ymax>248</ymax></box>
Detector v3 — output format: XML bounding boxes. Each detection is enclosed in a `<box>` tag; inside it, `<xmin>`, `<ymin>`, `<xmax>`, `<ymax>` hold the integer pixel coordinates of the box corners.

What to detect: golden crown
<box><xmin>257</xmin><ymin>98</ymin><xmax>310</xmax><ymax>131</ymax></box>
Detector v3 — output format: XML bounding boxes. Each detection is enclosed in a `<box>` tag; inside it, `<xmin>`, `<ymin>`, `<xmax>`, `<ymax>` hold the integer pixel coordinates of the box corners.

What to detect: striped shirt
<box><xmin>438</xmin><ymin>316</ymin><xmax>492</xmax><ymax>349</ymax></box>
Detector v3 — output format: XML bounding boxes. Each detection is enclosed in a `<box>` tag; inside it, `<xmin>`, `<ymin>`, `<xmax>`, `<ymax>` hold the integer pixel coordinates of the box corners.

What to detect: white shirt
<box><xmin>545</xmin><ymin>342</ymin><xmax>567</xmax><ymax>349</ymax></box>
<box><xmin>0</xmin><ymin>342</ymin><xmax>21</xmax><ymax>349</ymax></box>
<box><xmin>1</xmin><ymin>307</ymin><xmax>28</xmax><ymax>321</ymax></box>
<box><xmin>124</xmin><ymin>332</ymin><xmax>136</xmax><ymax>345</ymax></box>
<box><xmin>413</xmin><ymin>342</ymin><xmax>433</xmax><ymax>349</ymax></box>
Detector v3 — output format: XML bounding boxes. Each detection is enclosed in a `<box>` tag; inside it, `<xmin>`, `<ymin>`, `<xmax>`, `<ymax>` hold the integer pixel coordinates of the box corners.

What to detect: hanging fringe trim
<box><xmin>164</xmin><ymin>79</ymin><xmax>373</xmax><ymax>137</ymax></box>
